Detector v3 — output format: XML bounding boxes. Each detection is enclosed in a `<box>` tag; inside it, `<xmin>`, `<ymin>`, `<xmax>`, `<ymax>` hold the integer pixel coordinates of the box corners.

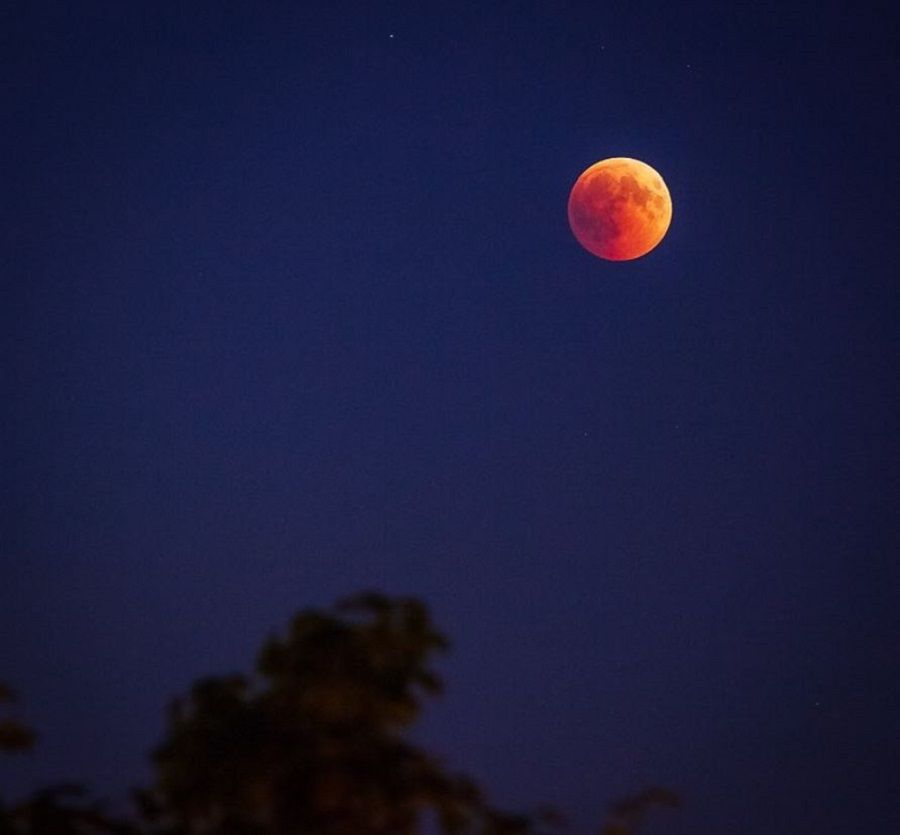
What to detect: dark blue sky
<box><xmin>2</xmin><ymin>2</ymin><xmax>898</xmax><ymax>832</ymax></box>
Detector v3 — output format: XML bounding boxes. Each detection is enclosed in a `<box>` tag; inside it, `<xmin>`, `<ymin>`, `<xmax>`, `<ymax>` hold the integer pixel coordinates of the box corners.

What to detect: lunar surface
<box><xmin>567</xmin><ymin>157</ymin><xmax>672</xmax><ymax>261</ymax></box>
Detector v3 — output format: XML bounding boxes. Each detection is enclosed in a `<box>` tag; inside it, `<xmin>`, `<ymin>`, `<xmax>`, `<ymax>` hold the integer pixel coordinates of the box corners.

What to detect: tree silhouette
<box><xmin>139</xmin><ymin>593</ymin><xmax>560</xmax><ymax>835</ymax></box>
<box><xmin>0</xmin><ymin>682</ymin><xmax>35</xmax><ymax>754</ymax></box>
<box><xmin>4</xmin><ymin>595</ymin><xmax>678</xmax><ymax>834</ymax></box>
<box><xmin>599</xmin><ymin>788</ymin><xmax>680</xmax><ymax>835</ymax></box>
<box><xmin>0</xmin><ymin>785</ymin><xmax>137</xmax><ymax>835</ymax></box>
<box><xmin>1</xmin><ymin>682</ymin><xmax>135</xmax><ymax>834</ymax></box>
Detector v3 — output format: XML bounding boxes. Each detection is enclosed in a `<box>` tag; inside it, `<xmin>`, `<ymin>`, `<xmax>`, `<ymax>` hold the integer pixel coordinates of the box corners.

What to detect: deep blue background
<box><xmin>3</xmin><ymin>2</ymin><xmax>899</xmax><ymax>832</ymax></box>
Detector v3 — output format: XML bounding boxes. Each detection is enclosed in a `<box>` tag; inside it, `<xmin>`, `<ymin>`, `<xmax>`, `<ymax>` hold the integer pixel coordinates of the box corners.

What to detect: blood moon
<box><xmin>567</xmin><ymin>157</ymin><xmax>672</xmax><ymax>261</ymax></box>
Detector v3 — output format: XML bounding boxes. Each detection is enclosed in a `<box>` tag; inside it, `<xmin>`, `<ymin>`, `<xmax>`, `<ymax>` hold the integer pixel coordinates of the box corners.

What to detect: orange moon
<box><xmin>567</xmin><ymin>157</ymin><xmax>672</xmax><ymax>261</ymax></box>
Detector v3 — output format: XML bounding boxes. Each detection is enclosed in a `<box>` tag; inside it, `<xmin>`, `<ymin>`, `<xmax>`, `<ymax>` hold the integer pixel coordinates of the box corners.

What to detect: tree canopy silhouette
<box><xmin>1</xmin><ymin>683</ymin><xmax>134</xmax><ymax>834</ymax></box>
<box><xmin>138</xmin><ymin>592</ymin><xmax>555</xmax><ymax>835</ymax></box>
<box><xmin>4</xmin><ymin>594</ymin><xmax>678</xmax><ymax>835</ymax></box>
<box><xmin>0</xmin><ymin>683</ymin><xmax>35</xmax><ymax>754</ymax></box>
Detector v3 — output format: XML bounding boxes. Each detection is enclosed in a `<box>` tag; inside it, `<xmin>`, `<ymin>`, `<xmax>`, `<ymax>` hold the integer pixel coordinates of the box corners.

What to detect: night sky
<box><xmin>3</xmin><ymin>2</ymin><xmax>899</xmax><ymax>833</ymax></box>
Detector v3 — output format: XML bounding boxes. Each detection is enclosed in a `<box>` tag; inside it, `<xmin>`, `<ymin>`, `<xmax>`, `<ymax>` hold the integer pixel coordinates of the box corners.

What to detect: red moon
<box><xmin>567</xmin><ymin>157</ymin><xmax>672</xmax><ymax>261</ymax></box>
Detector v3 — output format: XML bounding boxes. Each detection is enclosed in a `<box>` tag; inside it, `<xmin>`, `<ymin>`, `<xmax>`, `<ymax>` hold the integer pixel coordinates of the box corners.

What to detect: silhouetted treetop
<box><xmin>4</xmin><ymin>596</ymin><xmax>678</xmax><ymax>835</ymax></box>
<box><xmin>599</xmin><ymin>787</ymin><xmax>680</xmax><ymax>835</ymax></box>
<box><xmin>2</xmin><ymin>683</ymin><xmax>135</xmax><ymax>834</ymax></box>
<box><xmin>140</xmin><ymin>593</ymin><xmax>559</xmax><ymax>835</ymax></box>
<box><xmin>0</xmin><ymin>682</ymin><xmax>35</xmax><ymax>754</ymax></box>
<box><xmin>255</xmin><ymin>592</ymin><xmax>448</xmax><ymax>728</ymax></box>
<box><xmin>0</xmin><ymin>785</ymin><xmax>137</xmax><ymax>835</ymax></box>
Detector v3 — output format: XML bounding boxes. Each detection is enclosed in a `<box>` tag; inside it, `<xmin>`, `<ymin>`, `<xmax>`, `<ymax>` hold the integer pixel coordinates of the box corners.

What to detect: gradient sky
<box><xmin>2</xmin><ymin>2</ymin><xmax>899</xmax><ymax>833</ymax></box>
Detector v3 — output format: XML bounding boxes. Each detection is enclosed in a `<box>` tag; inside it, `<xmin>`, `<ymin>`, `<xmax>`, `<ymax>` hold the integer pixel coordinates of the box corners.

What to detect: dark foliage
<box><xmin>138</xmin><ymin>593</ymin><xmax>559</xmax><ymax>834</ymax></box>
<box><xmin>600</xmin><ymin>787</ymin><xmax>681</xmax><ymax>835</ymax></box>
<box><xmin>0</xmin><ymin>684</ymin><xmax>35</xmax><ymax>754</ymax></box>
<box><xmin>4</xmin><ymin>595</ymin><xmax>678</xmax><ymax>835</ymax></box>
<box><xmin>0</xmin><ymin>785</ymin><xmax>138</xmax><ymax>835</ymax></box>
